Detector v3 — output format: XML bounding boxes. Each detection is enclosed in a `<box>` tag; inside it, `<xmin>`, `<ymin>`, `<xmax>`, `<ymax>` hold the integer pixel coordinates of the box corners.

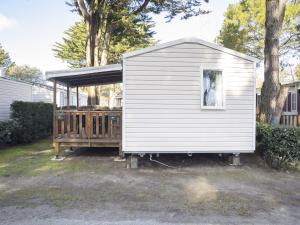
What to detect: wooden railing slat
<box><xmin>107</xmin><ymin>115</ymin><xmax>111</xmax><ymax>138</ymax></box>
<box><xmin>67</xmin><ymin>112</ymin><xmax>71</xmax><ymax>137</ymax></box>
<box><xmin>54</xmin><ymin>110</ymin><xmax>123</xmax><ymax>140</ymax></box>
<box><xmin>54</xmin><ymin>112</ymin><xmax>58</xmax><ymax>138</ymax></box>
<box><xmin>79</xmin><ymin>112</ymin><xmax>82</xmax><ymax>138</ymax></box>
<box><xmin>101</xmin><ymin>112</ymin><xmax>105</xmax><ymax>137</ymax></box>
<box><xmin>96</xmin><ymin>112</ymin><xmax>99</xmax><ymax>137</ymax></box>
<box><xmin>61</xmin><ymin>118</ymin><xmax>65</xmax><ymax>137</ymax></box>
<box><xmin>72</xmin><ymin>113</ymin><xmax>76</xmax><ymax>133</ymax></box>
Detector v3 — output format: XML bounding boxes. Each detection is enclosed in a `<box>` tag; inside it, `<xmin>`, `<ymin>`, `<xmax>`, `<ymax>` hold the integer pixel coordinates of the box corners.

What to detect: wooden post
<box><xmin>76</xmin><ymin>86</ymin><xmax>79</xmax><ymax>110</ymax></box>
<box><xmin>54</xmin><ymin>142</ymin><xmax>60</xmax><ymax>158</ymax></box>
<box><xmin>66</xmin><ymin>84</ymin><xmax>70</xmax><ymax>137</ymax></box>
<box><xmin>53</xmin><ymin>80</ymin><xmax>57</xmax><ymax>141</ymax></box>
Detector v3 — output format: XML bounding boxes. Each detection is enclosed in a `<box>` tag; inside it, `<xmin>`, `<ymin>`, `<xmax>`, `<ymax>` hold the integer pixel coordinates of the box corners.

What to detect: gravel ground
<box><xmin>0</xmin><ymin>146</ymin><xmax>299</xmax><ymax>225</ymax></box>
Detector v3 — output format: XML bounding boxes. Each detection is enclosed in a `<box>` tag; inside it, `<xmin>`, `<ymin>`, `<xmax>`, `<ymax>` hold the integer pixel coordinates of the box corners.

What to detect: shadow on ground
<box><xmin>68</xmin><ymin>147</ymin><xmax>265</xmax><ymax>169</ymax></box>
<box><xmin>0</xmin><ymin>140</ymin><xmax>299</xmax><ymax>225</ymax></box>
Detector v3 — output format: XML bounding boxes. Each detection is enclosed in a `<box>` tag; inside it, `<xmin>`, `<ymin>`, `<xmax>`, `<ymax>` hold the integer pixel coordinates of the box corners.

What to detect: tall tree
<box><xmin>53</xmin><ymin>22</ymin><xmax>87</xmax><ymax>68</ymax></box>
<box><xmin>0</xmin><ymin>44</ymin><xmax>11</xmax><ymax>67</ymax></box>
<box><xmin>53</xmin><ymin>19</ymin><xmax>155</xmax><ymax>68</ymax></box>
<box><xmin>65</xmin><ymin>0</ymin><xmax>209</xmax><ymax>105</ymax></box>
<box><xmin>260</xmin><ymin>0</ymin><xmax>289</xmax><ymax>124</ymax></box>
<box><xmin>216</xmin><ymin>0</ymin><xmax>300</xmax><ymax>61</ymax></box>
<box><xmin>6</xmin><ymin>64</ymin><xmax>42</xmax><ymax>82</ymax></box>
<box><xmin>68</xmin><ymin>0</ymin><xmax>210</xmax><ymax>67</ymax></box>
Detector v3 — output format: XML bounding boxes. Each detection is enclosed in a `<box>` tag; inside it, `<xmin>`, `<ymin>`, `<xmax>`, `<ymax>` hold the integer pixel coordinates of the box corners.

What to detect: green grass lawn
<box><xmin>0</xmin><ymin>139</ymin><xmax>56</xmax><ymax>177</ymax></box>
<box><xmin>0</xmin><ymin>139</ymin><xmax>115</xmax><ymax>177</ymax></box>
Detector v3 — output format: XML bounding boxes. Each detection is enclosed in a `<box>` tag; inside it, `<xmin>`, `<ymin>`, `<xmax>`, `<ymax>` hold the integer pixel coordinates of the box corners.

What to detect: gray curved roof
<box><xmin>46</xmin><ymin>64</ymin><xmax>122</xmax><ymax>87</ymax></box>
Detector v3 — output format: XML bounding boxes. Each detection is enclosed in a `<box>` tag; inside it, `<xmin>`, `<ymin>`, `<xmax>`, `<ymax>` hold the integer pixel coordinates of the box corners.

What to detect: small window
<box><xmin>202</xmin><ymin>69</ymin><xmax>224</xmax><ymax>109</ymax></box>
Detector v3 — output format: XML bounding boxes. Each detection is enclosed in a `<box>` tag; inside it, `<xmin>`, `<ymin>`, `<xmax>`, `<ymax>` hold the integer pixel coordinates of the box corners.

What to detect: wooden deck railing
<box><xmin>54</xmin><ymin>110</ymin><xmax>122</xmax><ymax>140</ymax></box>
<box><xmin>280</xmin><ymin>114</ymin><xmax>299</xmax><ymax>128</ymax></box>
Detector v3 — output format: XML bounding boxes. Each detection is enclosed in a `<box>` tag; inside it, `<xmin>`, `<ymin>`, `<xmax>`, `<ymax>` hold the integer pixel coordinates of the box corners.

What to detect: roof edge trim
<box><xmin>45</xmin><ymin>64</ymin><xmax>122</xmax><ymax>81</ymax></box>
<box><xmin>122</xmin><ymin>37</ymin><xmax>259</xmax><ymax>62</ymax></box>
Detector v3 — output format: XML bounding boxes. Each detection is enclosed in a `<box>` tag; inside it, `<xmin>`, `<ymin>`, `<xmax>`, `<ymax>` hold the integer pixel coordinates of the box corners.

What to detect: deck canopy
<box><xmin>45</xmin><ymin>64</ymin><xmax>122</xmax><ymax>87</ymax></box>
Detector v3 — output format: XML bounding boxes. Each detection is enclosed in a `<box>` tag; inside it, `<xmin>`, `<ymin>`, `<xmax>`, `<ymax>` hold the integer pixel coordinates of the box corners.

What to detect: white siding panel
<box><xmin>126</xmin><ymin>60</ymin><xmax>253</xmax><ymax>67</ymax></box>
<box><xmin>126</xmin><ymin>132</ymin><xmax>252</xmax><ymax>138</ymax></box>
<box><xmin>126</xmin><ymin>94</ymin><xmax>253</xmax><ymax>101</ymax></box>
<box><xmin>0</xmin><ymin>78</ymin><xmax>32</xmax><ymax>121</ymax></box>
<box><xmin>124</xmin><ymin>146</ymin><xmax>253</xmax><ymax>153</ymax></box>
<box><xmin>124</xmin><ymin>42</ymin><xmax>256</xmax><ymax>153</ymax></box>
<box><xmin>127</xmin><ymin>71</ymin><xmax>254</xmax><ymax>76</ymax></box>
<box><xmin>126</xmin><ymin>85</ymin><xmax>253</xmax><ymax>92</ymax></box>
<box><xmin>126</xmin><ymin>110</ymin><xmax>253</xmax><ymax>116</ymax></box>
<box><xmin>126</xmin><ymin>141</ymin><xmax>253</xmax><ymax>147</ymax></box>
<box><xmin>32</xmin><ymin>86</ymin><xmax>53</xmax><ymax>103</ymax></box>
<box><xmin>126</xmin><ymin>65</ymin><xmax>254</xmax><ymax>71</ymax></box>
<box><xmin>126</xmin><ymin>75</ymin><xmax>254</xmax><ymax>82</ymax></box>
<box><xmin>126</xmin><ymin>89</ymin><xmax>254</xmax><ymax>96</ymax></box>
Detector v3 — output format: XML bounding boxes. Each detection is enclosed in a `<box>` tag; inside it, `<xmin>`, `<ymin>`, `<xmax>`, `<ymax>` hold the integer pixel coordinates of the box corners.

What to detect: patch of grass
<box><xmin>0</xmin><ymin>139</ymin><xmax>117</xmax><ymax>177</ymax></box>
<box><xmin>0</xmin><ymin>139</ymin><xmax>55</xmax><ymax>177</ymax></box>
<box><xmin>0</xmin><ymin>139</ymin><xmax>52</xmax><ymax>162</ymax></box>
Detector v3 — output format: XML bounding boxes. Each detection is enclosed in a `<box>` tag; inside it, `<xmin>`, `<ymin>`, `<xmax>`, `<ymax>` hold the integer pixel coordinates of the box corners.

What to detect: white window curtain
<box><xmin>203</xmin><ymin>70</ymin><xmax>223</xmax><ymax>107</ymax></box>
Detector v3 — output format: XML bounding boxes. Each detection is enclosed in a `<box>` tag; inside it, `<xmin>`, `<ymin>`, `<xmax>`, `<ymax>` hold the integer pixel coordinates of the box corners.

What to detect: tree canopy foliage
<box><xmin>6</xmin><ymin>64</ymin><xmax>42</xmax><ymax>82</ymax></box>
<box><xmin>0</xmin><ymin>44</ymin><xmax>42</xmax><ymax>82</ymax></box>
<box><xmin>216</xmin><ymin>0</ymin><xmax>300</xmax><ymax>62</ymax></box>
<box><xmin>54</xmin><ymin>0</ymin><xmax>210</xmax><ymax>68</ymax></box>
<box><xmin>53</xmin><ymin>19</ymin><xmax>156</xmax><ymax>68</ymax></box>
<box><xmin>53</xmin><ymin>22</ymin><xmax>87</xmax><ymax>68</ymax></box>
<box><xmin>0</xmin><ymin>44</ymin><xmax>11</xmax><ymax>67</ymax></box>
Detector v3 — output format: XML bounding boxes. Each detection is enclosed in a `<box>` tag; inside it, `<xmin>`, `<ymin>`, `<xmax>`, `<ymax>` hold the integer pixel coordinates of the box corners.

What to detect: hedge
<box><xmin>0</xmin><ymin>101</ymin><xmax>53</xmax><ymax>145</ymax></box>
<box><xmin>256</xmin><ymin>123</ymin><xmax>300</xmax><ymax>169</ymax></box>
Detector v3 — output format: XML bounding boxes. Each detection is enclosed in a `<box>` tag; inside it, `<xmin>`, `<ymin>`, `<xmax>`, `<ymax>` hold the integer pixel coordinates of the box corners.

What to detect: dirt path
<box><xmin>0</xmin><ymin>145</ymin><xmax>299</xmax><ymax>225</ymax></box>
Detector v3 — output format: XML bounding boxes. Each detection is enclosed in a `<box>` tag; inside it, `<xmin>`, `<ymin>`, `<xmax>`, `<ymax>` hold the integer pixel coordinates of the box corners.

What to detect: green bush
<box><xmin>10</xmin><ymin>101</ymin><xmax>53</xmax><ymax>143</ymax></box>
<box><xmin>0</xmin><ymin>101</ymin><xmax>53</xmax><ymax>145</ymax></box>
<box><xmin>0</xmin><ymin>120</ymin><xmax>21</xmax><ymax>144</ymax></box>
<box><xmin>256</xmin><ymin>123</ymin><xmax>300</xmax><ymax>169</ymax></box>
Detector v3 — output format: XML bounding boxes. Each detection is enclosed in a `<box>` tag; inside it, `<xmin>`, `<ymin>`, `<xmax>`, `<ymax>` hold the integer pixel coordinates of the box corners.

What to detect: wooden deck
<box><xmin>53</xmin><ymin>110</ymin><xmax>122</xmax><ymax>156</ymax></box>
<box><xmin>280</xmin><ymin>114</ymin><xmax>300</xmax><ymax>127</ymax></box>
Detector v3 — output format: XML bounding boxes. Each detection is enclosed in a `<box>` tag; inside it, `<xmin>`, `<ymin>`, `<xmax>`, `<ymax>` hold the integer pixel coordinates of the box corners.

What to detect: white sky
<box><xmin>0</xmin><ymin>0</ymin><xmax>239</xmax><ymax>72</ymax></box>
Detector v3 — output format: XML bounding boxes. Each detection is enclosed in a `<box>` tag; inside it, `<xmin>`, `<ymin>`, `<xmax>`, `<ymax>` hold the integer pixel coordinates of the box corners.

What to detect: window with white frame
<box><xmin>283</xmin><ymin>89</ymin><xmax>297</xmax><ymax>113</ymax></box>
<box><xmin>202</xmin><ymin>69</ymin><xmax>224</xmax><ymax>109</ymax></box>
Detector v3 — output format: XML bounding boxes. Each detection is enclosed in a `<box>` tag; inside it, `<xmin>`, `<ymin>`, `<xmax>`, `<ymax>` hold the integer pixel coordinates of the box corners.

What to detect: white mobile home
<box><xmin>0</xmin><ymin>76</ymin><xmax>87</xmax><ymax>121</ymax></box>
<box><xmin>46</xmin><ymin>38</ymin><xmax>257</xmax><ymax>165</ymax></box>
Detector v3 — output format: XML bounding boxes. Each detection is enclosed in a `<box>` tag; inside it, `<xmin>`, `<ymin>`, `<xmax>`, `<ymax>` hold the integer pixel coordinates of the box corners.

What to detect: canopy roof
<box><xmin>45</xmin><ymin>64</ymin><xmax>122</xmax><ymax>87</ymax></box>
<box><xmin>123</xmin><ymin>37</ymin><xmax>259</xmax><ymax>62</ymax></box>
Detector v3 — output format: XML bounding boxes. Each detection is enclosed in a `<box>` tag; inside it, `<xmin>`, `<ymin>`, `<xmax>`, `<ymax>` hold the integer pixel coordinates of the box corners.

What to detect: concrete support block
<box><xmin>129</xmin><ymin>154</ymin><xmax>138</xmax><ymax>169</ymax></box>
<box><xmin>231</xmin><ymin>153</ymin><xmax>241</xmax><ymax>166</ymax></box>
<box><xmin>118</xmin><ymin>144</ymin><xmax>124</xmax><ymax>158</ymax></box>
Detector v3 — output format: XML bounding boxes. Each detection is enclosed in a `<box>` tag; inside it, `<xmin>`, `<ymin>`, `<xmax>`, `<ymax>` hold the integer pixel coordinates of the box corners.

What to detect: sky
<box><xmin>0</xmin><ymin>0</ymin><xmax>239</xmax><ymax>72</ymax></box>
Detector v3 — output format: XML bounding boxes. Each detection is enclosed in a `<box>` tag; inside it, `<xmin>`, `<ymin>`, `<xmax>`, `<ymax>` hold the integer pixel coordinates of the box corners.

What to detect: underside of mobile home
<box><xmin>46</xmin><ymin>38</ymin><xmax>257</xmax><ymax>158</ymax></box>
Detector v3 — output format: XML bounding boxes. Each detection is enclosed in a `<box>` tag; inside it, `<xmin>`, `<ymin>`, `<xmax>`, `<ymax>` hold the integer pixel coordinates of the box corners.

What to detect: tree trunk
<box><xmin>85</xmin><ymin>21</ymin><xmax>93</xmax><ymax>67</ymax></box>
<box><xmin>259</xmin><ymin>0</ymin><xmax>288</xmax><ymax>125</ymax></box>
<box><xmin>86</xmin><ymin>14</ymin><xmax>101</xmax><ymax>105</ymax></box>
<box><xmin>100</xmin><ymin>24</ymin><xmax>112</xmax><ymax>66</ymax></box>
